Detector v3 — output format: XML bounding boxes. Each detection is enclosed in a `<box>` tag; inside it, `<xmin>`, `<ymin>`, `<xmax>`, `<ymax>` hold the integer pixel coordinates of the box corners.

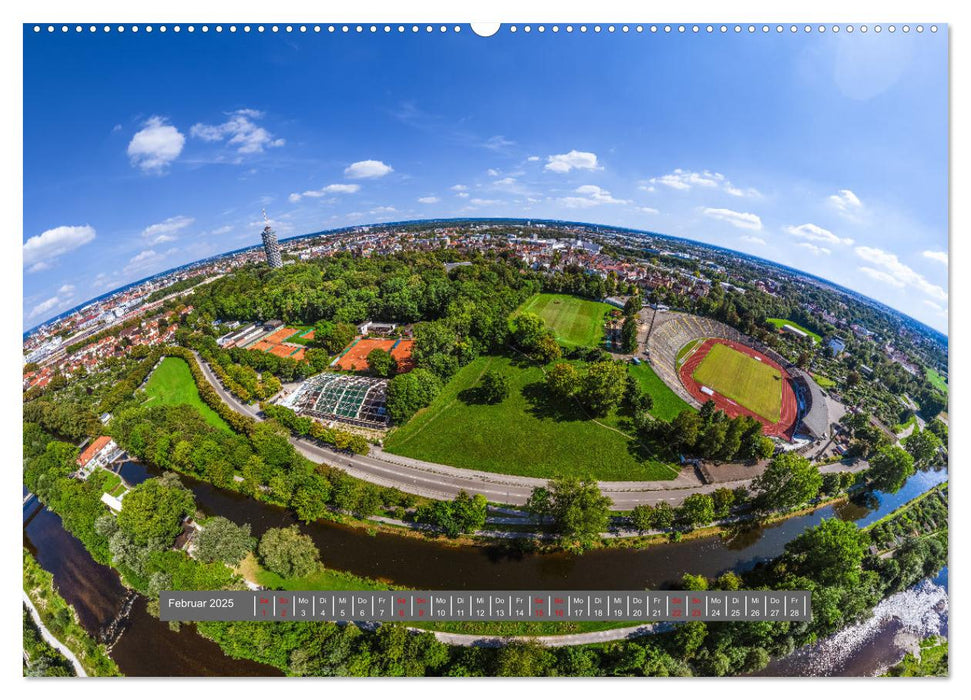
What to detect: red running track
<box><xmin>678</xmin><ymin>337</ymin><xmax>798</xmax><ymax>440</ymax></box>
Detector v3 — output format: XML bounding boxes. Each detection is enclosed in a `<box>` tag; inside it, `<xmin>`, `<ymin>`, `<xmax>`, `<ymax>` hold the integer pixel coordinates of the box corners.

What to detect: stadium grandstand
<box><xmin>277</xmin><ymin>373</ymin><xmax>389</xmax><ymax>429</ymax></box>
<box><xmin>645</xmin><ymin>311</ymin><xmax>831</xmax><ymax>442</ymax></box>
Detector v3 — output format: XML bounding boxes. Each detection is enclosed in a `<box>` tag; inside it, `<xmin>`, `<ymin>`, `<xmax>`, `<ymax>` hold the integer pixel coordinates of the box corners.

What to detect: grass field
<box><xmin>284</xmin><ymin>325</ymin><xmax>316</xmax><ymax>346</ymax></box>
<box><xmin>692</xmin><ymin>343</ymin><xmax>783</xmax><ymax>422</ymax></box>
<box><xmin>384</xmin><ymin>355</ymin><xmax>679</xmax><ymax>481</ymax></box>
<box><xmin>926</xmin><ymin>367</ymin><xmax>948</xmax><ymax>393</ymax></box>
<box><xmin>766</xmin><ymin>318</ymin><xmax>821</xmax><ymax>344</ymax></box>
<box><xmin>99</xmin><ymin>471</ymin><xmax>121</xmax><ymax>495</ymax></box>
<box><xmin>813</xmin><ymin>373</ymin><xmax>837</xmax><ymax>389</ymax></box>
<box><xmin>515</xmin><ymin>293</ymin><xmax>613</xmax><ymax>348</ymax></box>
<box><xmin>142</xmin><ymin>357</ymin><xmax>233</xmax><ymax>433</ymax></box>
<box><xmin>628</xmin><ymin>362</ymin><xmax>692</xmax><ymax>421</ymax></box>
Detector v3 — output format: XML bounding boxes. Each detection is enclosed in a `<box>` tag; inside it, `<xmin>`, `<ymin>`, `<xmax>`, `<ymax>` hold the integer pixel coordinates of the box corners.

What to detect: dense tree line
<box><xmin>260</xmin><ymin>402</ymin><xmax>369</xmax><ymax>454</ymax></box>
<box><xmin>144</xmin><ymin>274</ymin><xmax>206</xmax><ymax>303</ymax></box>
<box><xmin>414</xmin><ymin>491</ymin><xmax>488</xmax><ymax>537</ymax></box>
<box><xmin>868</xmin><ymin>486</ymin><xmax>947</xmax><ymax>551</ymax></box>
<box><xmin>643</xmin><ymin>400</ymin><xmax>774</xmax><ymax>463</ymax></box>
<box><xmin>108</xmin><ymin>402</ymin><xmax>406</xmax><ymax>526</ymax></box>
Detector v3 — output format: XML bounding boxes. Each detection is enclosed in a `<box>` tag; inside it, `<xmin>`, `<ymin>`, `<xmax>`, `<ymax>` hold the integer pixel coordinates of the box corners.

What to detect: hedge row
<box><xmin>260</xmin><ymin>402</ymin><xmax>370</xmax><ymax>455</ymax></box>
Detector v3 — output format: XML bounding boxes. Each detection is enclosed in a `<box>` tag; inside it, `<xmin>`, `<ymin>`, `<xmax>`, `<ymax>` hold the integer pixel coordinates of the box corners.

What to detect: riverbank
<box><xmin>22</xmin><ymin>549</ymin><xmax>120</xmax><ymax>677</ymax></box>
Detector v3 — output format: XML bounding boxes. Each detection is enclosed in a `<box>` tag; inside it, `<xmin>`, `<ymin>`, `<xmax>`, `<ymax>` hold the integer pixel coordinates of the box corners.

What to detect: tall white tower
<box><xmin>261</xmin><ymin>209</ymin><xmax>283</xmax><ymax>268</ymax></box>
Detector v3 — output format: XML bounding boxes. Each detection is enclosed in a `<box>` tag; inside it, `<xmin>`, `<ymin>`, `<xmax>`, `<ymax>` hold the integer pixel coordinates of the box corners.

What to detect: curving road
<box><xmin>191</xmin><ymin>351</ymin><xmax>863</xmax><ymax>509</ymax></box>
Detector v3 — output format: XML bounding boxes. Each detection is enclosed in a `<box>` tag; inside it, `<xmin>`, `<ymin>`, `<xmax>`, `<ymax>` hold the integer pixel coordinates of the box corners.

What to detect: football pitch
<box><xmin>515</xmin><ymin>293</ymin><xmax>613</xmax><ymax>348</ymax></box>
<box><xmin>691</xmin><ymin>342</ymin><xmax>782</xmax><ymax>422</ymax></box>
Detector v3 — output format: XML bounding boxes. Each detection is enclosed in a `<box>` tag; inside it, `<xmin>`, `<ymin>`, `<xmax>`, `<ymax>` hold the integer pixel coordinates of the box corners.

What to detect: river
<box><xmin>23</xmin><ymin>507</ymin><xmax>280</xmax><ymax>677</ymax></box>
<box><xmin>23</xmin><ymin>462</ymin><xmax>946</xmax><ymax>676</ymax></box>
<box><xmin>758</xmin><ymin>568</ymin><xmax>948</xmax><ymax>677</ymax></box>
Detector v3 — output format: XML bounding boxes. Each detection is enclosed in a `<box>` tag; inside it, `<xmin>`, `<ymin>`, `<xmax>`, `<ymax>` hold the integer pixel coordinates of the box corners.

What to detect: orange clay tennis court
<box><xmin>335</xmin><ymin>338</ymin><xmax>415</xmax><ymax>372</ymax></box>
<box><xmin>248</xmin><ymin>327</ymin><xmax>307</xmax><ymax>361</ymax></box>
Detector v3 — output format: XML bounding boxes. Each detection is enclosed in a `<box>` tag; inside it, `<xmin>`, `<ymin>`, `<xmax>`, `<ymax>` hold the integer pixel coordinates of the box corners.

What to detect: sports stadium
<box><xmin>645</xmin><ymin>310</ymin><xmax>830</xmax><ymax>442</ymax></box>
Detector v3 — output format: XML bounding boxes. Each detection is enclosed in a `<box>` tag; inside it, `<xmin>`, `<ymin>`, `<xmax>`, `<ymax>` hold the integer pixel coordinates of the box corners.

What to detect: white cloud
<box><xmin>28</xmin><ymin>295</ymin><xmax>68</xmax><ymax>320</ymax></box>
<box><xmin>418</xmin><ymin>196</ymin><xmax>440</xmax><ymax>204</ymax></box>
<box><xmin>190</xmin><ymin>109</ymin><xmax>284</xmax><ymax>154</ymax></box>
<box><xmin>649</xmin><ymin>169</ymin><xmax>759</xmax><ymax>197</ymax></box>
<box><xmin>798</xmin><ymin>242</ymin><xmax>831</xmax><ymax>256</ymax></box>
<box><xmin>559</xmin><ymin>184</ymin><xmax>629</xmax><ymax>208</ymax></box>
<box><xmin>206</xmin><ymin>225</ymin><xmax>233</xmax><ymax>236</ymax></box>
<box><xmin>636</xmin><ymin>206</ymin><xmax>660</xmax><ymax>215</ymax></box>
<box><xmin>288</xmin><ymin>183</ymin><xmax>361</xmax><ymax>202</ymax></box>
<box><xmin>860</xmin><ymin>267</ymin><xmax>905</xmax><ymax>288</ymax></box>
<box><xmin>456</xmin><ymin>192</ymin><xmax>469</xmax><ymax>199</ymax></box>
<box><xmin>58</xmin><ymin>284</ymin><xmax>75</xmax><ymax>295</ymax></box>
<box><xmin>741</xmin><ymin>235</ymin><xmax>766</xmax><ymax>245</ymax></box>
<box><xmin>369</xmin><ymin>206</ymin><xmax>397</xmax><ymax>216</ymax></box>
<box><xmin>783</xmin><ymin>223</ymin><xmax>853</xmax><ymax>246</ymax></box>
<box><xmin>545</xmin><ymin>150</ymin><xmax>601</xmax><ymax>173</ymax></box>
<box><xmin>124</xmin><ymin>249</ymin><xmax>169</xmax><ymax>276</ymax></box>
<box><xmin>468</xmin><ymin>198</ymin><xmax>501</xmax><ymax>207</ymax></box>
<box><xmin>344</xmin><ymin>160</ymin><xmax>394</xmax><ymax>179</ymax></box>
<box><xmin>493</xmin><ymin>177</ymin><xmax>517</xmax><ymax>186</ymax></box>
<box><xmin>527</xmin><ymin>155</ymin><xmax>540</xmax><ymax>162</ymax></box>
<box><xmin>23</xmin><ymin>225</ymin><xmax>96</xmax><ymax>270</ymax></box>
<box><xmin>127</xmin><ymin>116</ymin><xmax>185</xmax><ymax>173</ymax></box>
<box><xmin>483</xmin><ymin>135</ymin><xmax>514</xmax><ymax>151</ymax></box>
<box><xmin>923</xmin><ymin>250</ymin><xmax>948</xmax><ymax>266</ymax></box>
<box><xmin>855</xmin><ymin>246</ymin><xmax>947</xmax><ymax>301</ymax></box>
<box><xmin>487</xmin><ymin>168</ymin><xmax>501</xmax><ymax>177</ymax></box>
<box><xmin>450</xmin><ymin>184</ymin><xmax>468</xmax><ymax>192</ymax></box>
<box><xmin>702</xmin><ymin>208</ymin><xmax>762</xmax><ymax>231</ymax></box>
<box><xmin>828</xmin><ymin>189</ymin><xmax>863</xmax><ymax>212</ymax></box>
<box><xmin>141</xmin><ymin>215</ymin><xmax>194</xmax><ymax>244</ymax></box>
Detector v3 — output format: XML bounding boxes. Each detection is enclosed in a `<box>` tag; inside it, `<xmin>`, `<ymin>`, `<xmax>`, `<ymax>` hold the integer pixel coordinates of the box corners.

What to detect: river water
<box><xmin>759</xmin><ymin>568</ymin><xmax>948</xmax><ymax>677</ymax></box>
<box><xmin>23</xmin><ymin>462</ymin><xmax>947</xmax><ymax>676</ymax></box>
<box><xmin>23</xmin><ymin>507</ymin><xmax>280</xmax><ymax>677</ymax></box>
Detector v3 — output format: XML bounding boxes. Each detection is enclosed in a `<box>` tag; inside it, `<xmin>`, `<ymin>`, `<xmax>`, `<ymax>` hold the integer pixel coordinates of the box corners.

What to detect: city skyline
<box><xmin>23</xmin><ymin>25</ymin><xmax>948</xmax><ymax>331</ymax></box>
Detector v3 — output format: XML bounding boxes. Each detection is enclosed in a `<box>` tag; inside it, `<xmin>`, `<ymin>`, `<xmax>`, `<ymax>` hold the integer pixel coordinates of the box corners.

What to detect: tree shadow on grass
<box><xmin>521</xmin><ymin>381</ymin><xmax>592</xmax><ymax>424</ymax></box>
<box><xmin>458</xmin><ymin>386</ymin><xmax>491</xmax><ymax>405</ymax></box>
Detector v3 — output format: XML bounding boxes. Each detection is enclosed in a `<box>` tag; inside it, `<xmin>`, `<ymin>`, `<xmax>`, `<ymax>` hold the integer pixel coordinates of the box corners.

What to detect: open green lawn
<box><xmin>766</xmin><ymin>318</ymin><xmax>821</xmax><ymax>344</ymax></box>
<box><xmin>142</xmin><ymin>357</ymin><xmax>233</xmax><ymax>433</ymax></box>
<box><xmin>284</xmin><ymin>325</ymin><xmax>316</xmax><ymax>346</ymax></box>
<box><xmin>926</xmin><ymin>367</ymin><xmax>948</xmax><ymax>393</ymax></box>
<box><xmin>99</xmin><ymin>471</ymin><xmax>121</xmax><ymax>495</ymax></box>
<box><xmin>384</xmin><ymin>355</ymin><xmax>679</xmax><ymax>481</ymax></box>
<box><xmin>692</xmin><ymin>343</ymin><xmax>783</xmax><ymax>422</ymax></box>
<box><xmin>515</xmin><ymin>293</ymin><xmax>613</xmax><ymax>348</ymax></box>
<box><xmin>628</xmin><ymin>362</ymin><xmax>692</xmax><ymax>421</ymax></box>
<box><xmin>813</xmin><ymin>373</ymin><xmax>837</xmax><ymax>389</ymax></box>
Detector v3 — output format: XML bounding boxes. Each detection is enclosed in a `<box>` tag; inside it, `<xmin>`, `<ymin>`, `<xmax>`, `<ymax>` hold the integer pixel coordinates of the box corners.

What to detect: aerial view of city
<box><xmin>21</xmin><ymin>19</ymin><xmax>949</xmax><ymax>681</ymax></box>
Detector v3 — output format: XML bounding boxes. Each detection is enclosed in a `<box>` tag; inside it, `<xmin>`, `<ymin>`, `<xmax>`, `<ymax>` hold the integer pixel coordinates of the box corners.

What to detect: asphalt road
<box><xmin>191</xmin><ymin>351</ymin><xmax>863</xmax><ymax>509</ymax></box>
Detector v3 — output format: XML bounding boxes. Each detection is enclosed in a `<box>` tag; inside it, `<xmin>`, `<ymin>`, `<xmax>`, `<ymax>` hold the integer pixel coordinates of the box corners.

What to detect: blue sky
<box><xmin>23</xmin><ymin>26</ymin><xmax>948</xmax><ymax>332</ymax></box>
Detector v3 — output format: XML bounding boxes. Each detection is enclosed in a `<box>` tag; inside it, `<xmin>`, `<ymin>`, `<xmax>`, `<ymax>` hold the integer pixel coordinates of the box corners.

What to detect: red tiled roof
<box><xmin>77</xmin><ymin>435</ymin><xmax>113</xmax><ymax>467</ymax></box>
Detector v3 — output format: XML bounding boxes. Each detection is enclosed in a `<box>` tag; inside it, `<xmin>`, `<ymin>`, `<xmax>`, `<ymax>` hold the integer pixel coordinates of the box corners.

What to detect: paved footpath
<box><xmin>23</xmin><ymin>591</ymin><xmax>88</xmax><ymax>677</ymax></box>
<box><xmin>192</xmin><ymin>351</ymin><xmax>864</xmax><ymax>509</ymax></box>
